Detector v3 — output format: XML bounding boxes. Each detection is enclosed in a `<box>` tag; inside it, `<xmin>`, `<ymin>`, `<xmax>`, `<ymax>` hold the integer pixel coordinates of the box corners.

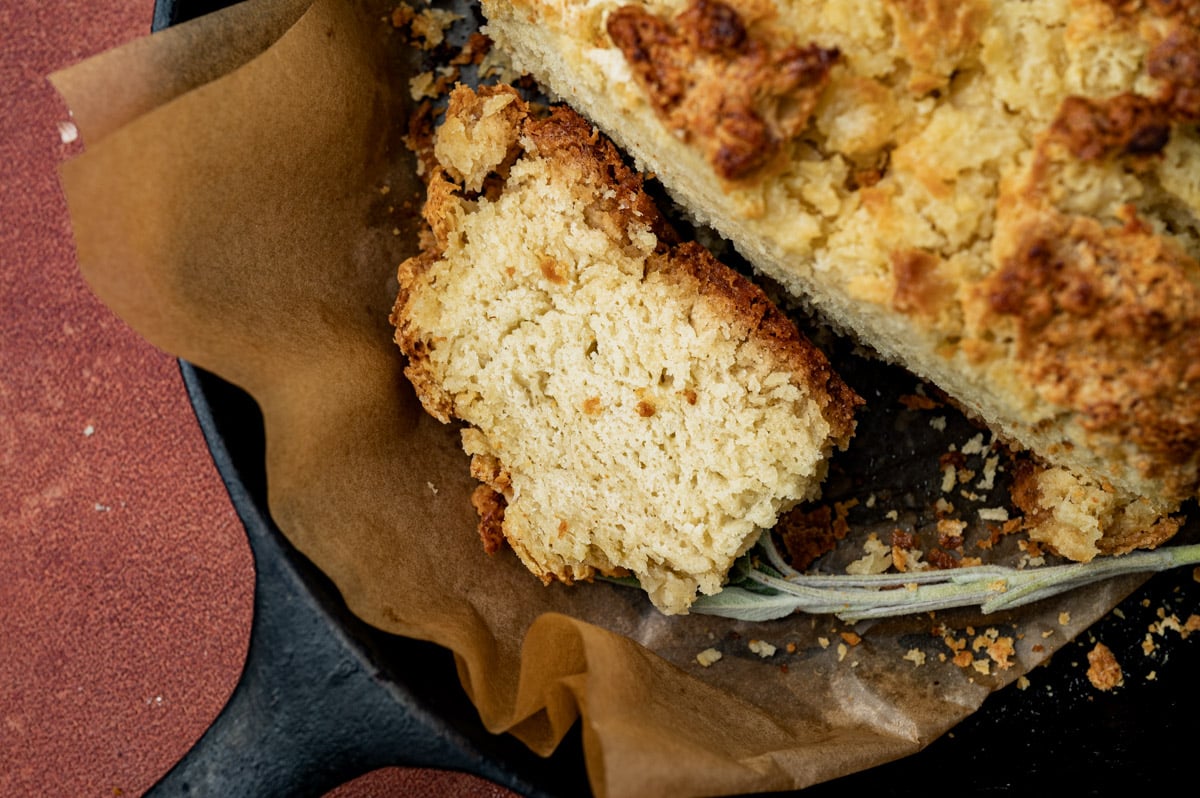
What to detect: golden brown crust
<box><xmin>1046</xmin><ymin>6</ymin><xmax>1200</xmax><ymax>162</ymax></box>
<box><xmin>1148</xmin><ymin>25</ymin><xmax>1200</xmax><ymax>120</ymax></box>
<box><xmin>1048</xmin><ymin>93</ymin><xmax>1172</xmax><ymax>162</ymax></box>
<box><xmin>391</xmin><ymin>248</ymin><xmax>455</xmax><ymax>423</ymax></box>
<box><xmin>882</xmin><ymin>0</ymin><xmax>987</xmax><ymax>94</ymax></box>
<box><xmin>1103</xmin><ymin>0</ymin><xmax>1200</xmax><ymax>25</ymax></box>
<box><xmin>521</xmin><ymin>105</ymin><xmax>680</xmax><ymax>250</ymax></box>
<box><xmin>436</xmin><ymin>84</ymin><xmax>527</xmax><ymax>195</ymax></box>
<box><xmin>1096</xmin><ymin>511</ymin><xmax>1182</xmax><ymax>554</ymax></box>
<box><xmin>1010</xmin><ymin>455</ymin><xmax>1185</xmax><ymax>557</ymax></box>
<box><xmin>647</xmin><ymin>240</ymin><xmax>862</xmax><ymax>443</ymax></box>
<box><xmin>1085</xmin><ymin>641</ymin><xmax>1124</xmax><ymax>691</ymax></box>
<box><xmin>890</xmin><ymin>248</ymin><xmax>953</xmax><ymax>318</ymax></box>
<box><xmin>605</xmin><ymin>0</ymin><xmax>839</xmax><ymax>181</ymax></box>
<box><xmin>983</xmin><ymin>212</ymin><xmax>1200</xmax><ymax>493</ymax></box>
<box><xmin>471</xmin><ymin>484</ymin><xmax>509</xmax><ymax>554</ymax></box>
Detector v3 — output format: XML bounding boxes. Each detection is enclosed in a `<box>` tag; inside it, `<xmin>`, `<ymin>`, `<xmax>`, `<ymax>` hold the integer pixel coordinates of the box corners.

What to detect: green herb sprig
<box><xmin>681</xmin><ymin>534</ymin><xmax>1200</xmax><ymax>623</ymax></box>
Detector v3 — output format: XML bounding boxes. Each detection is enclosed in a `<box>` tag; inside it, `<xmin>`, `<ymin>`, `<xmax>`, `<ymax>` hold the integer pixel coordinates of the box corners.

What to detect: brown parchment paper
<box><xmin>51</xmin><ymin>0</ymin><xmax>1145</xmax><ymax>795</ymax></box>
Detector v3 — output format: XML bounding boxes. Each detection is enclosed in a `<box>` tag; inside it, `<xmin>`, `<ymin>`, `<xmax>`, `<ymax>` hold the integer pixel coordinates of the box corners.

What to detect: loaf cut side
<box><xmin>391</xmin><ymin>85</ymin><xmax>860</xmax><ymax>614</ymax></box>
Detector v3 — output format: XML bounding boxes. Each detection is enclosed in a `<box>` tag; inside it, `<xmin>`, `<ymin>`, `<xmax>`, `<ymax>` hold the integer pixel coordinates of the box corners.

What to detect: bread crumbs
<box><xmin>748</xmin><ymin>639</ymin><xmax>777</xmax><ymax>658</ymax></box>
<box><xmin>1086</xmin><ymin>642</ymin><xmax>1124</xmax><ymax>691</ymax></box>
<box><xmin>985</xmin><ymin>637</ymin><xmax>1015</xmax><ymax>670</ymax></box>
<box><xmin>696</xmin><ymin>648</ymin><xmax>722</xmax><ymax>667</ymax></box>
<box><xmin>845</xmin><ymin>533</ymin><xmax>892</xmax><ymax>575</ymax></box>
<box><xmin>900</xmin><ymin>392</ymin><xmax>940</xmax><ymax>410</ymax></box>
<box><xmin>410</xmin><ymin>71</ymin><xmax>437</xmax><ymax>100</ymax></box>
<box><xmin>903</xmin><ymin>648</ymin><xmax>926</xmax><ymax>667</ymax></box>
<box><xmin>409</xmin><ymin>8</ymin><xmax>462</xmax><ymax>49</ymax></box>
<box><xmin>961</xmin><ymin>434</ymin><xmax>986</xmax><ymax>456</ymax></box>
<box><xmin>940</xmin><ymin>463</ymin><xmax>957</xmax><ymax>492</ymax></box>
<box><xmin>977</xmin><ymin>455</ymin><xmax>1000</xmax><ymax>490</ymax></box>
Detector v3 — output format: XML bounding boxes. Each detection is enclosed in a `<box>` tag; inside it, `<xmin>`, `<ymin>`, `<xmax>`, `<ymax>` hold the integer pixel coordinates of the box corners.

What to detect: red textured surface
<box><xmin>1</xmin><ymin>2</ymin><xmax>518</xmax><ymax>795</ymax></box>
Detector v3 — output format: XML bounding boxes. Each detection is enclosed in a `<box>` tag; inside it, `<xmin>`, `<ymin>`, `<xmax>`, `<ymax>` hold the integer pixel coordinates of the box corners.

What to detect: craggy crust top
<box><xmin>981</xmin><ymin>212</ymin><xmax>1200</xmax><ymax>492</ymax></box>
<box><xmin>391</xmin><ymin>85</ymin><xmax>859</xmax><ymax>613</ymax></box>
<box><xmin>606</xmin><ymin>0</ymin><xmax>841</xmax><ymax>180</ymax></box>
<box><xmin>483</xmin><ymin>0</ymin><xmax>1200</xmax><ymax>518</ymax></box>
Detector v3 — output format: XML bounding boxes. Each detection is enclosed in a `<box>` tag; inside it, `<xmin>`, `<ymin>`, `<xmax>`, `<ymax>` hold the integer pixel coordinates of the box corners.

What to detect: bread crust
<box><xmin>605</xmin><ymin>0</ymin><xmax>840</xmax><ymax>181</ymax></box>
<box><xmin>483</xmin><ymin>0</ymin><xmax>1200</xmax><ymax>528</ymax></box>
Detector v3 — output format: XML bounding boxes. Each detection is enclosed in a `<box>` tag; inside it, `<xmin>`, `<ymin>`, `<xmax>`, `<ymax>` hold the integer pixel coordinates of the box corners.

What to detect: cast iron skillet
<box><xmin>148</xmin><ymin>1</ymin><xmax>1200</xmax><ymax>795</ymax></box>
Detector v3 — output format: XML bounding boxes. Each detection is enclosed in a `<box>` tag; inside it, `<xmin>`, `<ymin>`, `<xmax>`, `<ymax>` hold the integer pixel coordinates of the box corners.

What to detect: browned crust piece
<box><xmin>1051</xmin><ymin>2</ymin><xmax>1199</xmax><ymax>163</ymax></box>
<box><xmin>392</xmin><ymin>246</ymin><xmax>454</xmax><ymax>422</ymax></box>
<box><xmin>882</xmin><ymin>0</ymin><xmax>988</xmax><ymax>94</ymax></box>
<box><xmin>605</xmin><ymin>0</ymin><xmax>840</xmax><ymax>182</ymax></box>
<box><xmin>983</xmin><ymin>210</ymin><xmax>1200</xmax><ymax>499</ymax></box>
<box><xmin>1009</xmin><ymin>458</ymin><xmax>1184</xmax><ymax>556</ymax></box>
<box><xmin>1086</xmin><ymin>641</ymin><xmax>1124</xmax><ymax>691</ymax></box>
<box><xmin>966</xmin><ymin>1</ymin><xmax>1200</xmax><ymax>502</ymax></box>
<box><xmin>520</xmin><ymin>102</ymin><xmax>680</xmax><ymax>252</ymax></box>
<box><xmin>1046</xmin><ymin>23</ymin><xmax>1200</xmax><ymax>162</ymax></box>
<box><xmin>470</xmin><ymin>484</ymin><xmax>509</xmax><ymax>554</ymax></box>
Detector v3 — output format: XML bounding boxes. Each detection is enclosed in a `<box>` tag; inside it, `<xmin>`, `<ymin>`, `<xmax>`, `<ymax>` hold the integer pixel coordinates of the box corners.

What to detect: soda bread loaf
<box><xmin>391</xmin><ymin>85</ymin><xmax>859</xmax><ymax>614</ymax></box>
<box><xmin>481</xmin><ymin>0</ymin><xmax>1200</xmax><ymax>555</ymax></box>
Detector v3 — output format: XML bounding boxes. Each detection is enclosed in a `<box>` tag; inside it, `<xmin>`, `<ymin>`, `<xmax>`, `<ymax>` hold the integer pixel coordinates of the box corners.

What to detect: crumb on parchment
<box><xmin>392</xmin><ymin>3</ymin><xmax>461</xmax><ymax>49</ymax></box>
<box><xmin>696</xmin><ymin>648</ymin><xmax>722</xmax><ymax>667</ymax></box>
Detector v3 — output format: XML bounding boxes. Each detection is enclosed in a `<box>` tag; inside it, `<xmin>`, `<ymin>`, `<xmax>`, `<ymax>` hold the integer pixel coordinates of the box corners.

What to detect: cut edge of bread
<box><xmin>391</xmin><ymin>84</ymin><xmax>861</xmax><ymax>613</ymax></box>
